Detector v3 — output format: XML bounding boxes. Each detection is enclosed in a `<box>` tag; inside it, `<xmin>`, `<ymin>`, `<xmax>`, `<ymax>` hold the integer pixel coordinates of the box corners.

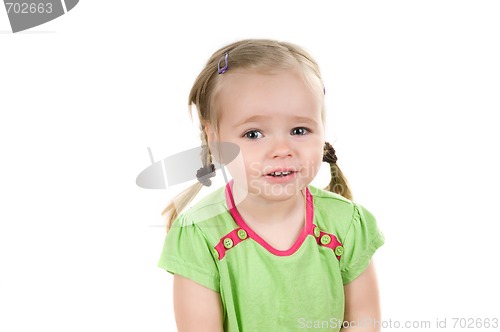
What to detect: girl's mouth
<box><xmin>262</xmin><ymin>169</ymin><xmax>299</xmax><ymax>184</ymax></box>
<box><xmin>267</xmin><ymin>171</ymin><xmax>295</xmax><ymax>177</ymax></box>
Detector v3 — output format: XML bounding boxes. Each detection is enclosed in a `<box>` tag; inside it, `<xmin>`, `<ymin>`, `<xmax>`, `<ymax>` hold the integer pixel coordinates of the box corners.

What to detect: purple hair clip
<box><xmin>218</xmin><ymin>52</ymin><xmax>229</xmax><ymax>74</ymax></box>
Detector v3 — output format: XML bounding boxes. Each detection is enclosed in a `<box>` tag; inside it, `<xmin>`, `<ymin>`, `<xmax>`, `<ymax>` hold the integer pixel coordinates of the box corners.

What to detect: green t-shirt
<box><xmin>158</xmin><ymin>182</ymin><xmax>384</xmax><ymax>332</ymax></box>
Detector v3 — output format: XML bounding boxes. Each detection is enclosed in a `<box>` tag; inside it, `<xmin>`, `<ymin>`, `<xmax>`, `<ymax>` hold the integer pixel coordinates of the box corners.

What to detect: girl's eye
<box><xmin>291</xmin><ymin>127</ymin><xmax>309</xmax><ymax>136</ymax></box>
<box><xmin>244</xmin><ymin>130</ymin><xmax>263</xmax><ymax>140</ymax></box>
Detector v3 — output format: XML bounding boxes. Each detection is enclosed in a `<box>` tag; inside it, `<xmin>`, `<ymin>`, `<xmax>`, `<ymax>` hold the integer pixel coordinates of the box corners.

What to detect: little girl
<box><xmin>158</xmin><ymin>39</ymin><xmax>384</xmax><ymax>332</ymax></box>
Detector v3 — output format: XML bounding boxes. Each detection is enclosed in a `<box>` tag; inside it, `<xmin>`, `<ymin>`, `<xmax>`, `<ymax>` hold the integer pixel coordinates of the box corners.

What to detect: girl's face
<box><xmin>207</xmin><ymin>68</ymin><xmax>325</xmax><ymax>202</ymax></box>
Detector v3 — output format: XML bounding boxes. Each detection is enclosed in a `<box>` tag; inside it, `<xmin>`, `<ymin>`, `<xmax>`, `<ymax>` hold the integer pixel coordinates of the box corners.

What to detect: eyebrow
<box><xmin>234</xmin><ymin>115</ymin><xmax>319</xmax><ymax>127</ymax></box>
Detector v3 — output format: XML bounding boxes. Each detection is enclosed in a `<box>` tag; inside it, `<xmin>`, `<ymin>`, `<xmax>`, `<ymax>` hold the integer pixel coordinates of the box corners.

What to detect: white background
<box><xmin>1</xmin><ymin>1</ymin><xmax>499</xmax><ymax>331</ymax></box>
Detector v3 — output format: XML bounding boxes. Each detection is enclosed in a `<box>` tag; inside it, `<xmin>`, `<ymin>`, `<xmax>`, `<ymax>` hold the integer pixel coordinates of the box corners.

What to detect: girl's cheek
<box><xmin>226</xmin><ymin>155</ymin><xmax>249</xmax><ymax>183</ymax></box>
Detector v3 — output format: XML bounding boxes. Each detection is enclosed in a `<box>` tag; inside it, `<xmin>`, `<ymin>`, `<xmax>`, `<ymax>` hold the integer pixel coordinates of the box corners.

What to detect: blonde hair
<box><xmin>162</xmin><ymin>39</ymin><xmax>352</xmax><ymax>231</ymax></box>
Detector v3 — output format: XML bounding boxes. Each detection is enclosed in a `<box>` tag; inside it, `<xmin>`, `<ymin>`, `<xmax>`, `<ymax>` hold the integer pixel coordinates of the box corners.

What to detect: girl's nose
<box><xmin>269</xmin><ymin>137</ymin><xmax>293</xmax><ymax>158</ymax></box>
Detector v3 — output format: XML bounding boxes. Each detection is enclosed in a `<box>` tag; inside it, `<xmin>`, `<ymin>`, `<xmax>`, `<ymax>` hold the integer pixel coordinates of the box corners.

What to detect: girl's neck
<box><xmin>231</xmin><ymin>184</ymin><xmax>306</xmax><ymax>226</ymax></box>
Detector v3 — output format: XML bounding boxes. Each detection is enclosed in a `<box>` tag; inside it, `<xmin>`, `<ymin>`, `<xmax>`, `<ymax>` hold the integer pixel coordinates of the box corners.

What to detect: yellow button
<box><xmin>320</xmin><ymin>234</ymin><xmax>331</xmax><ymax>245</ymax></box>
<box><xmin>313</xmin><ymin>226</ymin><xmax>320</xmax><ymax>238</ymax></box>
<box><xmin>213</xmin><ymin>248</ymin><xmax>219</xmax><ymax>259</ymax></box>
<box><xmin>334</xmin><ymin>245</ymin><xmax>344</xmax><ymax>256</ymax></box>
<box><xmin>237</xmin><ymin>229</ymin><xmax>248</xmax><ymax>240</ymax></box>
<box><xmin>223</xmin><ymin>238</ymin><xmax>234</xmax><ymax>249</ymax></box>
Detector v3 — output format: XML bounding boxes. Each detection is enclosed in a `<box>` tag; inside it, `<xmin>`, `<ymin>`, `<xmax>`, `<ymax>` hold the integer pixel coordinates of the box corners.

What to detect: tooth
<box><xmin>275</xmin><ymin>172</ymin><xmax>282</xmax><ymax>176</ymax></box>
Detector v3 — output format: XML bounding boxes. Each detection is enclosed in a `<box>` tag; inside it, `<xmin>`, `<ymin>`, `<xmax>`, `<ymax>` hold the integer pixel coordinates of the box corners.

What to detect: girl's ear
<box><xmin>204</xmin><ymin>122</ymin><xmax>229</xmax><ymax>165</ymax></box>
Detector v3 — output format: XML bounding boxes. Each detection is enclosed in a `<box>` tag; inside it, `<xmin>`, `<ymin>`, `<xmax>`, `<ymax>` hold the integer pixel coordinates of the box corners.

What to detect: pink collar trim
<box><xmin>224</xmin><ymin>180</ymin><xmax>314</xmax><ymax>256</ymax></box>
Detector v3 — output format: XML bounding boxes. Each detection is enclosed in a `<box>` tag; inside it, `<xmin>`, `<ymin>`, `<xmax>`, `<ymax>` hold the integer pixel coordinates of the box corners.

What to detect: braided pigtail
<box><xmin>162</xmin><ymin>130</ymin><xmax>215</xmax><ymax>232</ymax></box>
<box><xmin>323</xmin><ymin>142</ymin><xmax>353</xmax><ymax>200</ymax></box>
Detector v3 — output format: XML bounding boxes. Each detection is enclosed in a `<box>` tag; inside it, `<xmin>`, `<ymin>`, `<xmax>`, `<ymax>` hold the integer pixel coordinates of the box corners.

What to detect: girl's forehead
<box><xmin>217</xmin><ymin>68</ymin><xmax>322</xmax><ymax>102</ymax></box>
<box><xmin>215</xmin><ymin>69</ymin><xmax>323</xmax><ymax>124</ymax></box>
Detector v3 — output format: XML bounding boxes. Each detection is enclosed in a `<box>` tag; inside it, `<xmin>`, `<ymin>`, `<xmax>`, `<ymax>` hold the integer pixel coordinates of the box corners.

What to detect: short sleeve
<box><xmin>157</xmin><ymin>214</ymin><xmax>220</xmax><ymax>292</ymax></box>
<box><xmin>340</xmin><ymin>203</ymin><xmax>385</xmax><ymax>284</ymax></box>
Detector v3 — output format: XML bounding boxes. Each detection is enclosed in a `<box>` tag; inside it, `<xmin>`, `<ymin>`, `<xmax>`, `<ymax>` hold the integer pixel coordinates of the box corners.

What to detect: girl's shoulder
<box><xmin>184</xmin><ymin>186</ymin><xmax>228</xmax><ymax>220</ymax></box>
<box><xmin>171</xmin><ymin>185</ymin><xmax>236</xmax><ymax>237</ymax></box>
<box><xmin>307</xmin><ymin>185</ymin><xmax>368</xmax><ymax>236</ymax></box>
<box><xmin>308</xmin><ymin>184</ymin><xmax>355</xmax><ymax>212</ymax></box>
